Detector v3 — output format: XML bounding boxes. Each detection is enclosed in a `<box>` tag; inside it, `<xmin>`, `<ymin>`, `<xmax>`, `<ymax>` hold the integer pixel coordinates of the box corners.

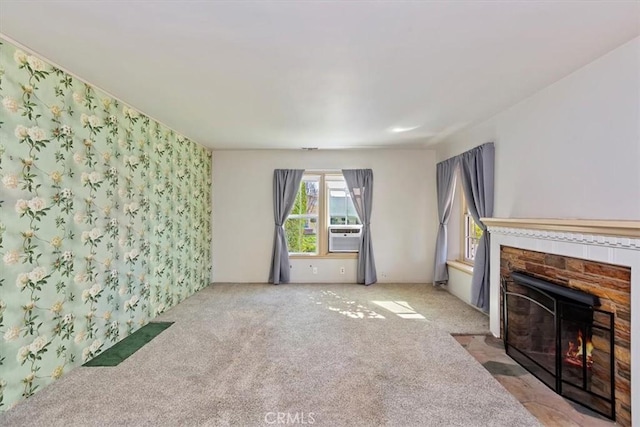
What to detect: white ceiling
<box><xmin>1</xmin><ymin>1</ymin><xmax>638</xmax><ymax>150</ymax></box>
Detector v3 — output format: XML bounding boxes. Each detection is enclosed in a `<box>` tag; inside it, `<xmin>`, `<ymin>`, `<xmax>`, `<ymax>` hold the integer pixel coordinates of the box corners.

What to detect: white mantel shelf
<box><xmin>481</xmin><ymin>218</ymin><xmax>640</xmax><ymax>238</ymax></box>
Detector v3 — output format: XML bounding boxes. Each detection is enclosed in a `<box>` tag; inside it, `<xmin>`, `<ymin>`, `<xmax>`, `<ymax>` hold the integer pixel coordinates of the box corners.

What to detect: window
<box><xmin>286</xmin><ymin>175</ymin><xmax>320</xmax><ymax>255</ymax></box>
<box><xmin>285</xmin><ymin>173</ymin><xmax>361</xmax><ymax>256</ymax></box>
<box><xmin>326</xmin><ymin>176</ymin><xmax>361</xmax><ymax>226</ymax></box>
<box><xmin>462</xmin><ymin>194</ymin><xmax>482</xmax><ymax>264</ymax></box>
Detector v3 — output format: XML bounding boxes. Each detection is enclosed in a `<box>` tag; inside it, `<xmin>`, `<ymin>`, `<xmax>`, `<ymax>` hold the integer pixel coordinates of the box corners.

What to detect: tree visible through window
<box><xmin>285</xmin><ymin>176</ymin><xmax>319</xmax><ymax>254</ymax></box>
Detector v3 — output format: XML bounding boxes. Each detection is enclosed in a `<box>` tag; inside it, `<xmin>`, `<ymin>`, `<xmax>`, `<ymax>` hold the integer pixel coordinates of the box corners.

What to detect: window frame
<box><xmin>460</xmin><ymin>193</ymin><xmax>481</xmax><ymax>265</ymax></box>
<box><xmin>287</xmin><ymin>172</ymin><xmax>360</xmax><ymax>259</ymax></box>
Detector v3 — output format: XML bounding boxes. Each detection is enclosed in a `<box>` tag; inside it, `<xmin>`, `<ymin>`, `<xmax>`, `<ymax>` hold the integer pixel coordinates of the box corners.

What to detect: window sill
<box><xmin>447</xmin><ymin>260</ymin><xmax>474</xmax><ymax>275</ymax></box>
<box><xmin>290</xmin><ymin>253</ymin><xmax>358</xmax><ymax>260</ymax></box>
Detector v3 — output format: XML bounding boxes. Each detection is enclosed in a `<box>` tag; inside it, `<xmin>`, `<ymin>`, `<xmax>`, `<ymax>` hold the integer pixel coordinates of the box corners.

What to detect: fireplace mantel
<box><xmin>482</xmin><ymin>218</ymin><xmax>640</xmax><ymax>239</ymax></box>
<box><xmin>485</xmin><ymin>217</ymin><xmax>639</xmax><ymax>425</ymax></box>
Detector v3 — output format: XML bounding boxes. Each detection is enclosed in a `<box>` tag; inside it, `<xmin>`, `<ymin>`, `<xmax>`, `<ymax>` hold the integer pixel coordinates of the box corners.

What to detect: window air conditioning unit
<box><xmin>328</xmin><ymin>225</ymin><xmax>362</xmax><ymax>253</ymax></box>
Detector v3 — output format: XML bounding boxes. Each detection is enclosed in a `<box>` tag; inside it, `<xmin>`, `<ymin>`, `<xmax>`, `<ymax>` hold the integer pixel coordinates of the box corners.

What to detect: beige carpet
<box><xmin>0</xmin><ymin>283</ymin><xmax>540</xmax><ymax>426</ymax></box>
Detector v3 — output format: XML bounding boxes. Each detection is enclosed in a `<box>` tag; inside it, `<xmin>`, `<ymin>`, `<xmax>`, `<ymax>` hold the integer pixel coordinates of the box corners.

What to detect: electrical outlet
<box><xmin>312</xmin><ymin>267</ymin><xmax>318</xmax><ymax>274</ymax></box>
<box><xmin>339</xmin><ymin>267</ymin><xmax>345</xmax><ymax>275</ymax></box>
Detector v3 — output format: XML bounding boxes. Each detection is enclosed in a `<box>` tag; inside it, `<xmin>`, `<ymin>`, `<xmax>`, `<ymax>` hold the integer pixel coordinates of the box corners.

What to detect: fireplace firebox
<box><xmin>502</xmin><ymin>271</ymin><xmax>615</xmax><ymax>420</ymax></box>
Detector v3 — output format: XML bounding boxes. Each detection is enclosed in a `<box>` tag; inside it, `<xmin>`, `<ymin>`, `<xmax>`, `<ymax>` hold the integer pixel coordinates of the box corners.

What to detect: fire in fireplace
<box><xmin>502</xmin><ymin>271</ymin><xmax>615</xmax><ymax>420</ymax></box>
<box><xmin>565</xmin><ymin>329</ymin><xmax>593</xmax><ymax>369</ymax></box>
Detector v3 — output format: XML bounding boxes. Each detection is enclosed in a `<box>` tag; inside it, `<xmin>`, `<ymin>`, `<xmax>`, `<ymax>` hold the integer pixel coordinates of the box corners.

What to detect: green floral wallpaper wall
<box><xmin>0</xmin><ymin>38</ymin><xmax>212</xmax><ymax>410</ymax></box>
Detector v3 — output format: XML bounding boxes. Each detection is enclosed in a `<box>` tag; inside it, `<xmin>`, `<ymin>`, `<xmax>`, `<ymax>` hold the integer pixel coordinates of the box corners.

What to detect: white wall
<box><xmin>211</xmin><ymin>149</ymin><xmax>437</xmax><ymax>283</ymax></box>
<box><xmin>434</xmin><ymin>37</ymin><xmax>640</xmax><ymax>221</ymax></box>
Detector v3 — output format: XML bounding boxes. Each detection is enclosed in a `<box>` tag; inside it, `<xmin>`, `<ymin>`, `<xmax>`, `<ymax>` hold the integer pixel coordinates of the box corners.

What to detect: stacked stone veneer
<box><xmin>500</xmin><ymin>246</ymin><xmax>631</xmax><ymax>426</ymax></box>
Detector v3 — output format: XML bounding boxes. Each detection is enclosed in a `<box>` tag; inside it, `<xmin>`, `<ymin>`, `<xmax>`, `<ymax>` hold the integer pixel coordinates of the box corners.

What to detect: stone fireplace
<box><xmin>484</xmin><ymin>219</ymin><xmax>639</xmax><ymax>426</ymax></box>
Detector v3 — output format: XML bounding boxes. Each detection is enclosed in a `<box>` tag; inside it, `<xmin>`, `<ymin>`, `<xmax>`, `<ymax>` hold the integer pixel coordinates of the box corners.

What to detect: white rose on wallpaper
<box><xmin>125</xmin><ymin>248</ymin><xmax>139</xmax><ymax>262</ymax></box>
<box><xmin>74</xmin><ymin>212</ymin><xmax>86</xmax><ymax>224</ymax></box>
<box><xmin>26</xmin><ymin>55</ymin><xmax>46</xmax><ymax>71</ymax></box>
<box><xmin>126</xmin><ymin>156</ymin><xmax>139</xmax><ymax>166</ymax></box>
<box><xmin>89</xmin><ymin>171</ymin><xmax>102</xmax><ymax>184</ymax></box>
<box><xmin>22</xmin><ymin>85</ymin><xmax>33</xmax><ymax>94</ymax></box>
<box><xmin>80</xmin><ymin>113</ymin><xmax>89</xmax><ymax>126</ymax></box>
<box><xmin>16</xmin><ymin>273</ymin><xmax>29</xmax><ymax>289</ymax></box>
<box><xmin>110</xmin><ymin>269</ymin><xmax>118</xmax><ymax>279</ymax></box>
<box><xmin>2</xmin><ymin>174</ymin><xmax>19</xmax><ymax>189</ymax></box>
<box><xmin>27</xmin><ymin>126</ymin><xmax>46</xmax><ymax>142</ymax></box>
<box><xmin>124</xmin><ymin>106</ymin><xmax>139</xmax><ymax>118</ymax></box>
<box><xmin>72</xmin><ymin>92</ymin><xmax>83</xmax><ymax>104</ymax></box>
<box><xmin>51</xmin><ymin>366</ymin><xmax>64</xmax><ymax>380</ymax></box>
<box><xmin>50</xmin><ymin>171</ymin><xmax>63</xmax><ymax>184</ymax></box>
<box><xmin>103</xmin><ymin>151</ymin><xmax>111</xmax><ymax>162</ymax></box>
<box><xmin>89</xmin><ymin>339</ymin><xmax>102</xmax><ymax>353</ymax></box>
<box><xmin>2</xmin><ymin>96</ymin><xmax>19</xmax><ymax>113</ymax></box>
<box><xmin>23</xmin><ymin>229</ymin><xmax>34</xmax><ymax>239</ymax></box>
<box><xmin>82</xmin><ymin>347</ymin><xmax>90</xmax><ymax>361</ymax></box>
<box><xmin>118</xmin><ymin>287</ymin><xmax>127</xmax><ymax>296</ymax></box>
<box><xmin>89</xmin><ymin>228</ymin><xmax>102</xmax><ymax>241</ymax></box>
<box><xmin>50</xmin><ymin>301</ymin><xmax>63</xmax><ymax>314</ymax></box>
<box><xmin>62</xmin><ymin>251</ymin><xmax>73</xmax><ymax>262</ymax></box>
<box><xmin>14</xmin><ymin>125</ymin><xmax>29</xmax><ymax>140</ymax></box>
<box><xmin>81</xmin><ymin>231</ymin><xmax>90</xmax><ymax>243</ymax></box>
<box><xmin>74</xmin><ymin>271</ymin><xmax>87</xmax><ymax>285</ymax></box>
<box><xmin>61</xmin><ymin>125</ymin><xmax>72</xmax><ymax>135</ymax></box>
<box><xmin>73</xmin><ymin>151</ymin><xmax>85</xmax><ymax>165</ymax></box>
<box><xmin>28</xmin><ymin>266</ymin><xmax>47</xmax><ymax>283</ymax></box>
<box><xmin>74</xmin><ymin>331</ymin><xmax>86</xmax><ymax>344</ymax></box>
<box><xmin>29</xmin><ymin>336</ymin><xmax>48</xmax><ymax>354</ymax></box>
<box><xmin>155</xmin><ymin>143</ymin><xmax>165</xmax><ymax>153</ymax></box>
<box><xmin>88</xmin><ymin>115</ymin><xmax>101</xmax><ymax>127</ymax></box>
<box><xmin>17</xmin><ymin>346</ymin><xmax>30</xmax><ymax>363</ymax></box>
<box><xmin>80</xmin><ymin>172</ymin><xmax>89</xmax><ymax>184</ymax></box>
<box><xmin>50</xmin><ymin>105</ymin><xmax>62</xmax><ymax>117</ymax></box>
<box><xmin>3</xmin><ymin>326</ymin><xmax>21</xmax><ymax>342</ymax></box>
<box><xmin>50</xmin><ymin>236</ymin><xmax>62</xmax><ymax>248</ymax></box>
<box><xmin>14</xmin><ymin>199</ymin><xmax>28</xmax><ymax>214</ymax></box>
<box><xmin>27</xmin><ymin>197</ymin><xmax>46</xmax><ymax>212</ymax></box>
<box><xmin>89</xmin><ymin>283</ymin><xmax>102</xmax><ymax>297</ymax></box>
<box><xmin>13</xmin><ymin>49</ymin><xmax>28</xmax><ymax>64</ymax></box>
<box><xmin>3</xmin><ymin>250</ymin><xmax>21</xmax><ymax>265</ymax></box>
<box><xmin>81</xmin><ymin>289</ymin><xmax>90</xmax><ymax>302</ymax></box>
<box><xmin>130</xmin><ymin>295</ymin><xmax>139</xmax><ymax>306</ymax></box>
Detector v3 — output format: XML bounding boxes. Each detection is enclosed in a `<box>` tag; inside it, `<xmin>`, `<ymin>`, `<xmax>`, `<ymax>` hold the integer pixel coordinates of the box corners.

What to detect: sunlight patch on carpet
<box><xmin>83</xmin><ymin>322</ymin><xmax>174</xmax><ymax>367</ymax></box>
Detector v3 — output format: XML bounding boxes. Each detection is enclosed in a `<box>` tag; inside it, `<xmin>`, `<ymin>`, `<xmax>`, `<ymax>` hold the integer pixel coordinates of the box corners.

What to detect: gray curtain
<box><xmin>268</xmin><ymin>169</ymin><xmax>304</xmax><ymax>284</ymax></box>
<box><xmin>459</xmin><ymin>143</ymin><xmax>495</xmax><ymax>312</ymax></box>
<box><xmin>433</xmin><ymin>157</ymin><xmax>459</xmax><ymax>285</ymax></box>
<box><xmin>342</xmin><ymin>169</ymin><xmax>377</xmax><ymax>285</ymax></box>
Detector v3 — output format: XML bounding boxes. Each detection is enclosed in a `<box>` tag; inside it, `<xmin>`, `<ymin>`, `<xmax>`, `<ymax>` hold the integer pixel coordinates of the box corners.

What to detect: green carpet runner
<box><xmin>83</xmin><ymin>322</ymin><xmax>174</xmax><ymax>367</ymax></box>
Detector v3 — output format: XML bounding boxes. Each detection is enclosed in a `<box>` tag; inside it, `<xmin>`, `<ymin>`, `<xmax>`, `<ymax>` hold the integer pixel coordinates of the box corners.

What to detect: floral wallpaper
<box><xmin>0</xmin><ymin>38</ymin><xmax>212</xmax><ymax>410</ymax></box>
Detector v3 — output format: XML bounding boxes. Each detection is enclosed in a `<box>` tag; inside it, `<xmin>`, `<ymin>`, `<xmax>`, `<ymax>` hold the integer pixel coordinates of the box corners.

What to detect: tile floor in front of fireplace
<box><xmin>454</xmin><ymin>334</ymin><xmax>615</xmax><ymax>427</ymax></box>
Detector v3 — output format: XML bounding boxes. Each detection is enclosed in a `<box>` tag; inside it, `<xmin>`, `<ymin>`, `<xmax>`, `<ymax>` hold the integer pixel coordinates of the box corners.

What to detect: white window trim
<box><xmin>288</xmin><ymin>172</ymin><xmax>359</xmax><ymax>259</ymax></box>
